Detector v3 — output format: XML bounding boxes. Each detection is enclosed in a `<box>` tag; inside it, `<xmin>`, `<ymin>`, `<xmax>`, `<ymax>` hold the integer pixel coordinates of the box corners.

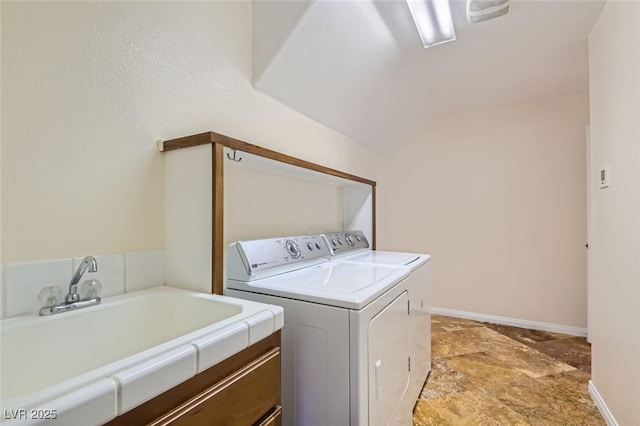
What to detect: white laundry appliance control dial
<box><xmin>322</xmin><ymin>230</ymin><xmax>370</xmax><ymax>256</ymax></box>
<box><xmin>345</xmin><ymin>234</ymin><xmax>354</xmax><ymax>246</ymax></box>
<box><xmin>286</xmin><ymin>240</ymin><xmax>301</xmax><ymax>258</ymax></box>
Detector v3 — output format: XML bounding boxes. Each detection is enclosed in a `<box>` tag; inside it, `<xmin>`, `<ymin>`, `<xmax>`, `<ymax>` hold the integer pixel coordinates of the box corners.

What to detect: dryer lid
<box><xmin>227</xmin><ymin>262</ymin><xmax>409</xmax><ymax>310</ymax></box>
<box><xmin>341</xmin><ymin>250</ymin><xmax>431</xmax><ymax>271</ymax></box>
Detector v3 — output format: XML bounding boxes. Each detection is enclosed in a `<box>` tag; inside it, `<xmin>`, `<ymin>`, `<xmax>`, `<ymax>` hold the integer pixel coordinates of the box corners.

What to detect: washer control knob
<box><xmin>315</xmin><ymin>242</ymin><xmax>322</xmax><ymax>250</ymax></box>
<box><xmin>337</xmin><ymin>238</ymin><xmax>343</xmax><ymax>246</ymax></box>
<box><xmin>331</xmin><ymin>239</ymin><xmax>337</xmax><ymax>247</ymax></box>
<box><xmin>285</xmin><ymin>240</ymin><xmax>301</xmax><ymax>258</ymax></box>
<box><xmin>356</xmin><ymin>234</ymin><xmax>362</xmax><ymax>242</ymax></box>
<box><xmin>307</xmin><ymin>242</ymin><xmax>314</xmax><ymax>251</ymax></box>
<box><xmin>345</xmin><ymin>234</ymin><xmax>354</xmax><ymax>246</ymax></box>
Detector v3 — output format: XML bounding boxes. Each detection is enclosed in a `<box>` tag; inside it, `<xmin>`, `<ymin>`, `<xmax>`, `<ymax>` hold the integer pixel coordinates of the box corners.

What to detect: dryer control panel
<box><xmin>323</xmin><ymin>230</ymin><xmax>369</xmax><ymax>257</ymax></box>
<box><xmin>228</xmin><ymin>234</ymin><xmax>330</xmax><ymax>281</ymax></box>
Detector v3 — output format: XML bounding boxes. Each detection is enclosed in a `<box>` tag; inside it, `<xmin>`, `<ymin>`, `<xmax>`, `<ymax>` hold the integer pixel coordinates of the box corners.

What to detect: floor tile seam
<box><xmin>485</xmin><ymin>327</ymin><xmax>581</xmax><ymax>348</ymax></box>
<box><xmin>480</xmin><ymin>326</ymin><xmax>547</xmax><ymax>346</ymax></box>
<box><xmin>435</xmin><ymin>349</ymin><xmax>487</xmax><ymax>359</ymax></box>
<box><xmin>483</xmin><ymin>372</ymin><xmax>592</xmax><ymax>407</ymax></box>
<box><xmin>470</xmin><ymin>375</ymin><xmax>578</xmax><ymax>416</ymax></box>
<box><xmin>440</xmin><ymin>325</ymin><xmax>532</xmax><ymax>352</ymax></box>
<box><xmin>483</xmin><ymin>339</ymin><xmax>582</xmax><ymax>370</ymax></box>
<box><xmin>497</xmin><ymin>354</ymin><xmax>579</xmax><ymax>378</ymax></box>
<box><xmin>492</xmin><ymin>396</ymin><xmax>569</xmax><ymax>426</ymax></box>
<box><xmin>546</xmin><ymin>359</ymin><xmax>579</xmax><ymax>371</ymax></box>
<box><xmin>446</xmin><ymin>350</ymin><xmax>550</xmax><ymax>391</ymax></box>
<box><xmin>525</xmin><ymin>368</ymin><xmax>577</xmax><ymax>381</ymax></box>
<box><xmin>429</xmin><ymin>387</ymin><xmax>535</xmax><ymax>425</ymax></box>
<box><xmin>461</xmin><ymin>376</ymin><xmax>515</xmax><ymax>400</ymax></box>
<box><xmin>520</xmin><ymin>346</ymin><xmax>578</xmax><ymax>365</ymax></box>
<box><xmin>458</xmin><ymin>348</ymin><xmax>581</xmax><ymax>378</ymax></box>
<box><xmin>418</xmin><ymin>381</ymin><xmax>597</xmax><ymax>418</ymax></box>
<box><xmin>538</xmin><ymin>369</ymin><xmax>591</xmax><ymax>381</ymax></box>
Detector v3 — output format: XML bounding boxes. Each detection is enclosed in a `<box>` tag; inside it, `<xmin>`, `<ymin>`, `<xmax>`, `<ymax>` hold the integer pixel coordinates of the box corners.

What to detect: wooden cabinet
<box><xmin>255</xmin><ymin>406</ymin><xmax>282</xmax><ymax>426</ymax></box>
<box><xmin>150</xmin><ymin>347</ymin><xmax>280</xmax><ymax>425</ymax></box>
<box><xmin>162</xmin><ymin>131</ymin><xmax>376</xmax><ymax>295</ymax></box>
<box><xmin>106</xmin><ymin>331</ymin><xmax>281</xmax><ymax>426</ymax></box>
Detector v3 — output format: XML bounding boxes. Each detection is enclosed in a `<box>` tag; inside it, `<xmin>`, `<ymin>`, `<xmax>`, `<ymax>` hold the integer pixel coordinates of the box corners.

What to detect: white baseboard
<box><xmin>430</xmin><ymin>307</ymin><xmax>587</xmax><ymax>337</ymax></box>
<box><xmin>589</xmin><ymin>381</ymin><xmax>619</xmax><ymax>426</ymax></box>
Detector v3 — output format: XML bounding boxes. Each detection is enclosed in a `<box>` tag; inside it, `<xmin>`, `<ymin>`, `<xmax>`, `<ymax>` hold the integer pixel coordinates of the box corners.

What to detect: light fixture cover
<box><xmin>406</xmin><ymin>0</ymin><xmax>456</xmax><ymax>48</ymax></box>
<box><xmin>466</xmin><ymin>0</ymin><xmax>510</xmax><ymax>23</ymax></box>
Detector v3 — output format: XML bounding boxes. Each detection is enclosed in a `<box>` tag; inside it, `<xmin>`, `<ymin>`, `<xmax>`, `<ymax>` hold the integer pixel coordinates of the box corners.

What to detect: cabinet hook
<box><xmin>226</xmin><ymin>149</ymin><xmax>242</xmax><ymax>162</ymax></box>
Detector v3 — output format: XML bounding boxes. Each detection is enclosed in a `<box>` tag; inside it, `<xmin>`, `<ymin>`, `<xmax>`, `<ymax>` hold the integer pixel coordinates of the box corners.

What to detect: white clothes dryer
<box><xmin>323</xmin><ymin>231</ymin><xmax>432</xmax><ymax>407</ymax></box>
<box><xmin>226</xmin><ymin>234</ymin><xmax>414</xmax><ymax>426</ymax></box>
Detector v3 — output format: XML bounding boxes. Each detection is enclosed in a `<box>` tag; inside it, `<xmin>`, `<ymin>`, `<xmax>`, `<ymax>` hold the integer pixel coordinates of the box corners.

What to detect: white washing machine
<box><xmin>225</xmin><ymin>234</ymin><xmax>414</xmax><ymax>426</ymax></box>
<box><xmin>323</xmin><ymin>231</ymin><xmax>432</xmax><ymax>408</ymax></box>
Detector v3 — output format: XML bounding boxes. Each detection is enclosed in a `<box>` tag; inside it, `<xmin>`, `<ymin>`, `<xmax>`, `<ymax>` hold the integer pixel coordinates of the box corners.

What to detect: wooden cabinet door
<box><xmin>256</xmin><ymin>405</ymin><xmax>282</xmax><ymax>426</ymax></box>
<box><xmin>150</xmin><ymin>347</ymin><xmax>280</xmax><ymax>426</ymax></box>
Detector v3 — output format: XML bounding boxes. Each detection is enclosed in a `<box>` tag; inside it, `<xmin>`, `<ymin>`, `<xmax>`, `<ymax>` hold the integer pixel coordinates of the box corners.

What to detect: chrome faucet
<box><xmin>65</xmin><ymin>256</ymin><xmax>98</xmax><ymax>303</ymax></box>
<box><xmin>39</xmin><ymin>256</ymin><xmax>102</xmax><ymax>316</ymax></box>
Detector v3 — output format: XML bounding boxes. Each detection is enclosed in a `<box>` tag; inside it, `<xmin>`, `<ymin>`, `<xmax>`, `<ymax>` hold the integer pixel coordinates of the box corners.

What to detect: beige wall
<box><xmin>387</xmin><ymin>94</ymin><xmax>589</xmax><ymax>328</ymax></box>
<box><xmin>588</xmin><ymin>1</ymin><xmax>640</xmax><ymax>423</ymax></box>
<box><xmin>0</xmin><ymin>1</ymin><xmax>387</xmax><ymax>264</ymax></box>
<box><xmin>224</xmin><ymin>161</ymin><xmax>344</xmax><ymax>246</ymax></box>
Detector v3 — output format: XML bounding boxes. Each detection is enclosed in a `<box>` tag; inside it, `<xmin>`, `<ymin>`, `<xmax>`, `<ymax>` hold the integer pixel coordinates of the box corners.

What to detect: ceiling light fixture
<box><xmin>466</xmin><ymin>0</ymin><xmax>510</xmax><ymax>23</ymax></box>
<box><xmin>406</xmin><ymin>0</ymin><xmax>456</xmax><ymax>48</ymax></box>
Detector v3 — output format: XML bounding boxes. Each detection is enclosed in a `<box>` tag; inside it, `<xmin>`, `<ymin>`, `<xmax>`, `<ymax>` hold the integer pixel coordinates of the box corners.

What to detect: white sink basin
<box><xmin>0</xmin><ymin>286</ymin><xmax>283</xmax><ymax>424</ymax></box>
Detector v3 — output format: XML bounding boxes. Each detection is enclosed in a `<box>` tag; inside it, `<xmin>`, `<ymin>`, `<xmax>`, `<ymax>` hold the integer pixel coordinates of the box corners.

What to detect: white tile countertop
<box><xmin>0</xmin><ymin>286</ymin><xmax>284</xmax><ymax>425</ymax></box>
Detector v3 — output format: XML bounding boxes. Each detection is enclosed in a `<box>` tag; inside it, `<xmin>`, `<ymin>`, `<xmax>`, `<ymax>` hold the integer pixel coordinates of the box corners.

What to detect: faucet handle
<box><xmin>39</xmin><ymin>286</ymin><xmax>63</xmax><ymax>308</ymax></box>
<box><xmin>80</xmin><ymin>279</ymin><xmax>102</xmax><ymax>299</ymax></box>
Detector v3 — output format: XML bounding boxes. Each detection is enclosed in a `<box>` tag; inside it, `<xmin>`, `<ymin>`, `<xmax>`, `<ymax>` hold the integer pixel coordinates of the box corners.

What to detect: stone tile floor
<box><xmin>413</xmin><ymin>315</ymin><xmax>604</xmax><ymax>425</ymax></box>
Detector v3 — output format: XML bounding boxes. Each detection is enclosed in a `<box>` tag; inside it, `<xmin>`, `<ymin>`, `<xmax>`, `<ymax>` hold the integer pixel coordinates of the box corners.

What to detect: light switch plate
<box><xmin>599</xmin><ymin>166</ymin><xmax>611</xmax><ymax>189</ymax></box>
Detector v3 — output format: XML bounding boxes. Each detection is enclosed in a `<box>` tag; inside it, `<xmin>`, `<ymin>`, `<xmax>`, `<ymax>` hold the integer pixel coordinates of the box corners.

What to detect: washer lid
<box><xmin>226</xmin><ymin>262</ymin><xmax>409</xmax><ymax>310</ymax></box>
<box><xmin>340</xmin><ymin>250</ymin><xmax>431</xmax><ymax>271</ymax></box>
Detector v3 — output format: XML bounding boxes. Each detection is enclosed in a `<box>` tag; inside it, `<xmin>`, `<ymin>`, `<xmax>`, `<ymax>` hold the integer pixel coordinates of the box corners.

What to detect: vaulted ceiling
<box><xmin>252</xmin><ymin>0</ymin><xmax>605</xmax><ymax>155</ymax></box>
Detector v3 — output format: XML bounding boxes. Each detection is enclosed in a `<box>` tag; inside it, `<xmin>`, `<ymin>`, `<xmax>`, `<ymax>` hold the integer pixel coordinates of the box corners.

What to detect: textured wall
<box><xmin>588</xmin><ymin>1</ymin><xmax>640</xmax><ymax>423</ymax></box>
<box><xmin>387</xmin><ymin>93</ymin><xmax>589</xmax><ymax>328</ymax></box>
<box><xmin>225</xmin><ymin>162</ymin><xmax>344</xmax><ymax>246</ymax></box>
<box><xmin>0</xmin><ymin>1</ymin><xmax>387</xmax><ymax>263</ymax></box>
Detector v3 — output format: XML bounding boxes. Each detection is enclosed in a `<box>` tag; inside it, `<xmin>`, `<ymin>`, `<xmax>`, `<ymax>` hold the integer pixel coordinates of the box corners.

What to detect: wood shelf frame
<box><xmin>162</xmin><ymin>131</ymin><xmax>377</xmax><ymax>294</ymax></box>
